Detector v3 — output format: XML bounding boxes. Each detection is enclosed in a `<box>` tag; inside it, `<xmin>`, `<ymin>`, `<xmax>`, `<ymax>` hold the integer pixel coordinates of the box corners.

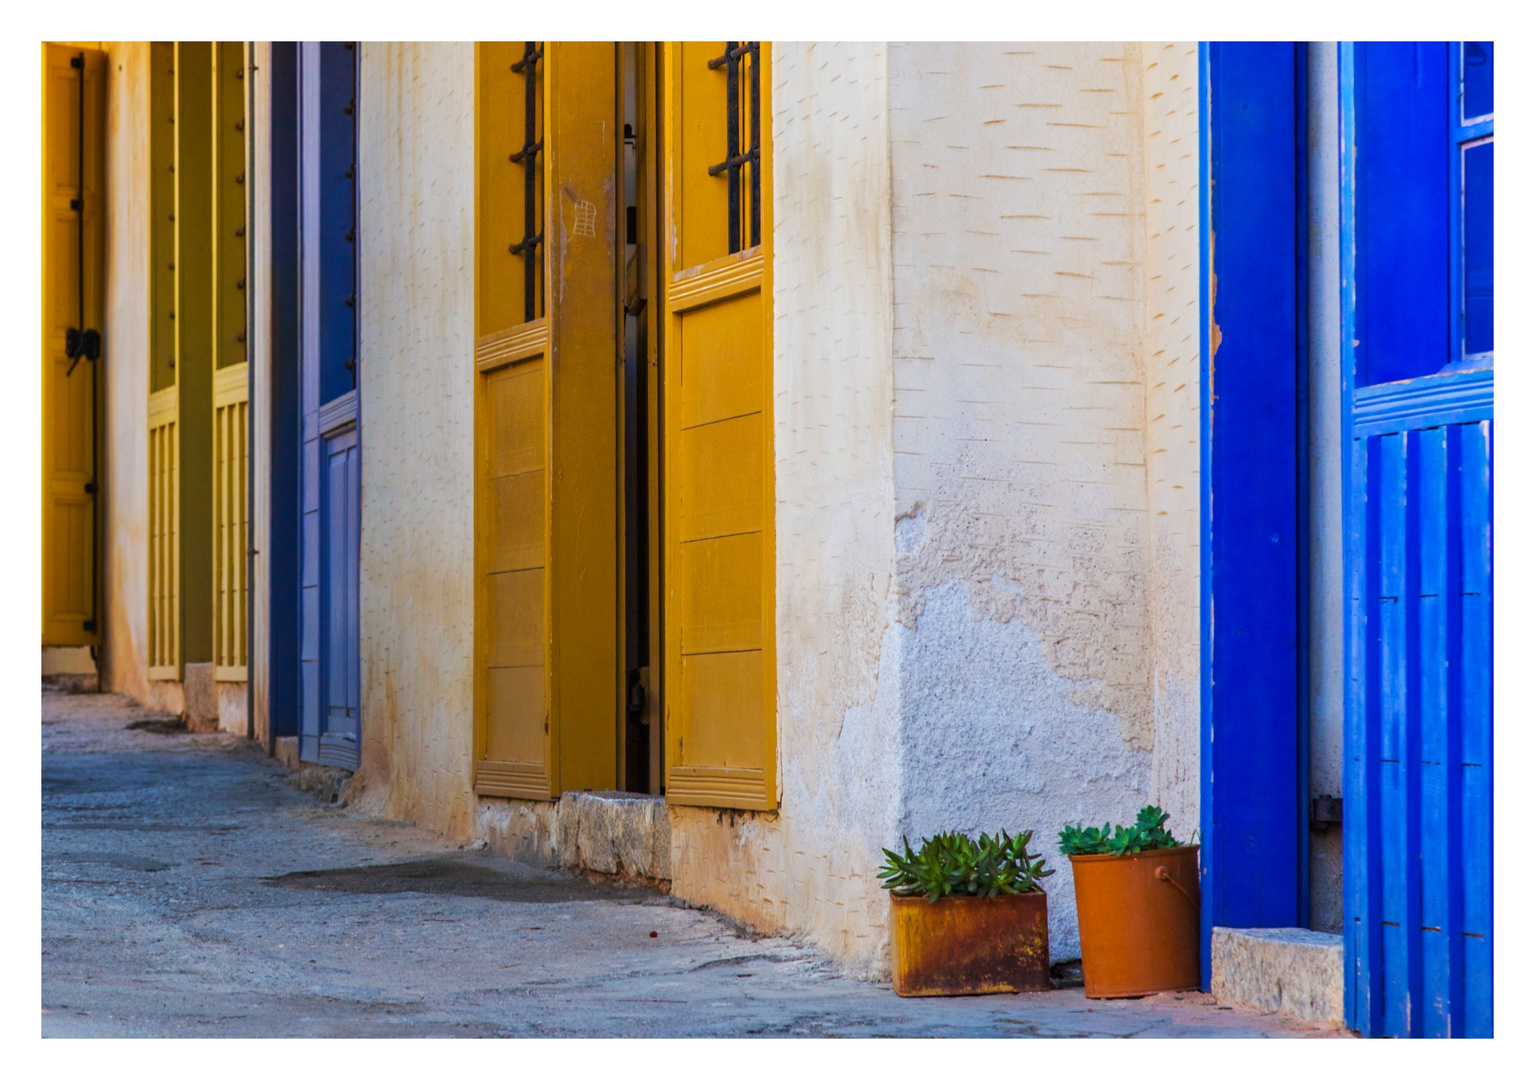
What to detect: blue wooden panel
<box><xmin>1199</xmin><ymin>41</ymin><xmax>1307</xmax><ymax>989</ymax></box>
<box><xmin>267</xmin><ymin>42</ymin><xmax>303</xmax><ymax>742</ymax></box>
<box><xmin>317</xmin><ymin>42</ymin><xmax>357</xmax><ymax>405</ymax></box>
<box><xmin>1458</xmin><ymin>421</ymin><xmax>1492</xmax><ymax>1036</ymax></box>
<box><xmin>1416</xmin><ymin>426</ymin><xmax>1457</xmax><ymax>1038</ymax></box>
<box><xmin>297</xmin><ymin>41</ymin><xmax>362</xmax><ymax>771</ymax></box>
<box><xmin>1375</xmin><ymin>431</ymin><xmax>1420</xmax><ymax>1039</ymax></box>
<box><xmin>1355</xmin><ymin>43</ymin><xmax>1450</xmax><ymax>386</ymax></box>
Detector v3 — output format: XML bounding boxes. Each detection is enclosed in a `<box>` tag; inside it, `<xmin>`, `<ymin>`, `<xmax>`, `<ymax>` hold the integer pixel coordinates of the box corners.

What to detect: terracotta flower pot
<box><xmin>889</xmin><ymin>891</ymin><xmax>1052</xmax><ymax>997</ymax></box>
<box><xmin>1069</xmin><ymin>844</ymin><xmax>1201</xmax><ymax>998</ymax></box>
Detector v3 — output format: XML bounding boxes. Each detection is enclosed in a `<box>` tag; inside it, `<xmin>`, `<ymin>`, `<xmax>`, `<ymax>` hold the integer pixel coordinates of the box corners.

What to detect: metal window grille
<box><xmin>708</xmin><ymin>41</ymin><xmax>760</xmax><ymax>254</ymax></box>
<box><xmin>510</xmin><ymin>41</ymin><xmax>544</xmax><ymax>322</ymax></box>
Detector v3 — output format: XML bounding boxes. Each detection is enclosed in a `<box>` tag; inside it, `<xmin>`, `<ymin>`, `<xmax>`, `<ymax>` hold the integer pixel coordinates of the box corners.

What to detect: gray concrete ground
<box><xmin>42</xmin><ymin>690</ymin><xmax>1349</xmax><ymax>1038</ymax></box>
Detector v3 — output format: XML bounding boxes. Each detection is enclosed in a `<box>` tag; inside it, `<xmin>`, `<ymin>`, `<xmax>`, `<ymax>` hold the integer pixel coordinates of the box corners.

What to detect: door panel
<box><xmin>662</xmin><ymin>42</ymin><xmax>775</xmax><ymax>810</ymax></box>
<box><xmin>41</xmin><ymin>44</ymin><xmax>104</xmax><ymax>647</ymax></box>
<box><xmin>298</xmin><ymin>41</ymin><xmax>361</xmax><ymax>769</ymax></box>
<box><xmin>1342</xmin><ymin>41</ymin><xmax>1493</xmax><ymax>1038</ymax></box>
<box><xmin>473</xmin><ymin>42</ymin><xmax>619</xmax><ymax>800</ymax></box>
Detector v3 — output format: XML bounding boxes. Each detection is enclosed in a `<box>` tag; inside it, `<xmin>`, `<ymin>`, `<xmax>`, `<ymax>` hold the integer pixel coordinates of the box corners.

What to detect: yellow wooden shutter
<box><xmin>147</xmin><ymin>42</ymin><xmax>180</xmax><ymax>677</ymax></box>
<box><xmin>41</xmin><ymin>43</ymin><xmax>105</xmax><ymax>647</ymax></box>
<box><xmin>474</xmin><ymin>42</ymin><xmax>619</xmax><ymax>799</ymax></box>
<box><xmin>212</xmin><ymin>41</ymin><xmax>248</xmax><ymax>681</ymax></box>
<box><xmin>661</xmin><ymin>42</ymin><xmax>776</xmax><ymax>810</ymax></box>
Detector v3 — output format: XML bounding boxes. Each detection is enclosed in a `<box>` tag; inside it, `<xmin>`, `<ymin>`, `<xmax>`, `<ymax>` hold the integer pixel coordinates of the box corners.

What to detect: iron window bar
<box><xmin>510</xmin><ymin>41</ymin><xmax>544</xmax><ymax>323</ymax></box>
<box><xmin>707</xmin><ymin>41</ymin><xmax>760</xmax><ymax>253</ymax></box>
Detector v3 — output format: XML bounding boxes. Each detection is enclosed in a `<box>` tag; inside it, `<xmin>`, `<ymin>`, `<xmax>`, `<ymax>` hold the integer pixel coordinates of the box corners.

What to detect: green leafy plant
<box><xmin>1057</xmin><ymin>805</ymin><xmax>1183</xmax><ymax>856</ymax></box>
<box><xmin>878</xmin><ymin>830</ymin><xmax>1054</xmax><ymax>903</ymax></box>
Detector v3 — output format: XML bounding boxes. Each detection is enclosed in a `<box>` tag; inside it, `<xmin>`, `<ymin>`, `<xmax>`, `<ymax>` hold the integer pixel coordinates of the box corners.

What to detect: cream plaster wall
<box><xmin>95</xmin><ymin>41</ymin><xmax>183</xmax><ymax>716</ymax></box>
<box><xmin>1138</xmin><ymin>43</ymin><xmax>1202</xmax><ymax>841</ymax></box>
<box><xmin>670</xmin><ymin>42</ymin><xmax>902</xmax><ymax>975</ymax></box>
<box><xmin>352</xmin><ymin>42</ymin><xmax>478</xmax><ymax>837</ymax></box>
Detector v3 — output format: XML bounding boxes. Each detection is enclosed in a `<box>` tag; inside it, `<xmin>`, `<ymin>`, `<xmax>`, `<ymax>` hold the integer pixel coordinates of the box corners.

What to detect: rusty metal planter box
<box><xmin>889</xmin><ymin>892</ymin><xmax>1052</xmax><ymax>997</ymax></box>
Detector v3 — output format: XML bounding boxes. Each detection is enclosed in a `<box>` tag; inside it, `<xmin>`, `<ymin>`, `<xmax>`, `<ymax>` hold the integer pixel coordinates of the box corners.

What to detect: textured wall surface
<box><xmin>670</xmin><ymin>41</ymin><xmax>902</xmax><ymax>976</ymax></box>
<box><xmin>885</xmin><ymin>41</ymin><xmax>1180</xmax><ymax>958</ymax></box>
<box><xmin>1138</xmin><ymin>43</ymin><xmax>1202</xmax><ymax>842</ymax></box>
<box><xmin>96</xmin><ymin>41</ymin><xmax>184</xmax><ymax>716</ymax></box>
<box><xmin>353</xmin><ymin>42</ymin><xmax>478</xmax><ymax>836</ymax></box>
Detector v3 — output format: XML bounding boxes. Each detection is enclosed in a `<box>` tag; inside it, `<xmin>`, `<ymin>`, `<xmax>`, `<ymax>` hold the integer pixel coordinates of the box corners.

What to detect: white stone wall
<box><xmin>353</xmin><ymin>42</ymin><xmax>478</xmax><ymax>836</ymax></box>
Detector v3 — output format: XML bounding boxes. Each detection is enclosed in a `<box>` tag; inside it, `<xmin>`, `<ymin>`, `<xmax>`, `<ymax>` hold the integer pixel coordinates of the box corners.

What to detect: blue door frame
<box><xmin>1199</xmin><ymin>41</ymin><xmax>1309</xmax><ymax>988</ymax></box>
<box><xmin>1340</xmin><ymin>41</ymin><xmax>1493</xmax><ymax>1038</ymax></box>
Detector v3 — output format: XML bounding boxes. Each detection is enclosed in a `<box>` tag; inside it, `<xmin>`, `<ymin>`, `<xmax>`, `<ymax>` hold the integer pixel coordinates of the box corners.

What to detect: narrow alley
<box><xmin>40</xmin><ymin>689</ymin><xmax>1346</xmax><ymax>1038</ymax></box>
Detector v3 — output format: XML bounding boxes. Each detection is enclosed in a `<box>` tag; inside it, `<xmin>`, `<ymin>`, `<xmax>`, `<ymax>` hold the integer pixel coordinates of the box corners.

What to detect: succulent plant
<box><xmin>878</xmin><ymin>829</ymin><xmax>1054</xmax><ymax>904</ymax></box>
<box><xmin>1057</xmin><ymin>805</ymin><xmax>1183</xmax><ymax>856</ymax></box>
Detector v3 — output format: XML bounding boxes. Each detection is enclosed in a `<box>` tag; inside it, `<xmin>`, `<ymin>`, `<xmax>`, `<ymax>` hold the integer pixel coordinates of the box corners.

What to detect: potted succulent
<box><xmin>878</xmin><ymin>830</ymin><xmax>1054</xmax><ymax>997</ymax></box>
<box><xmin>1058</xmin><ymin>805</ymin><xmax>1200</xmax><ymax>998</ymax></box>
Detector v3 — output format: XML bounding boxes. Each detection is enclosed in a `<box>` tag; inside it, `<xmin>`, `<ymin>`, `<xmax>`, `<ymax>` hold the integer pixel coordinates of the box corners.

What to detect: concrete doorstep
<box><xmin>1211</xmin><ymin>927</ymin><xmax>1345</xmax><ymax>1026</ymax></box>
<box><xmin>554</xmin><ymin>791</ymin><xmax>672</xmax><ymax>886</ymax></box>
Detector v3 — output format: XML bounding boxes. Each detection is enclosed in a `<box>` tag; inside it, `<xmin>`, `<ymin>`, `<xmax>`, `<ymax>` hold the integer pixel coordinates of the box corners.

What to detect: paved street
<box><xmin>41</xmin><ymin>690</ymin><xmax>1347</xmax><ymax>1038</ymax></box>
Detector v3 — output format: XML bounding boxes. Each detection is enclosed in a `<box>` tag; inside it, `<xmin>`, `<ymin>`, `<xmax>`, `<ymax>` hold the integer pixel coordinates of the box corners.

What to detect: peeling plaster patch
<box><xmin>894</xmin><ymin>506</ymin><xmax>927</xmax><ymax>554</ymax></box>
<box><xmin>896</xmin><ymin>580</ymin><xmax>1150</xmax><ymax>959</ymax></box>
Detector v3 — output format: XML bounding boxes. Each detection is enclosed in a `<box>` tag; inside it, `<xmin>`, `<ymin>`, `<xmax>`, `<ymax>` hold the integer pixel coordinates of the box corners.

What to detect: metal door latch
<box><xmin>1310</xmin><ymin>794</ymin><xmax>1343</xmax><ymax>833</ymax></box>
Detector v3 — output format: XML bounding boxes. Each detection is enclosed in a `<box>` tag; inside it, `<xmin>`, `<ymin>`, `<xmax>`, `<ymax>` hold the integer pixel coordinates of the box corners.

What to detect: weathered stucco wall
<box><xmin>886</xmin><ymin>42</ymin><xmax>1156</xmax><ymax>958</ymax></box>
<box><xmin>353</xmin><ymin>42</ymin><xmax>478</xmax><ymax>836</ymax></box>
<box><xmin>97</xmin><ymin>41</ymin><xmax>183</xmax><ymax>715</ymax></box>
<box><xmin>670</xmin><ymin>41</ymin><xmax>902</xmax><ymax>976</ymax></box>
<box><xmin>1138</xmin><ymin>43</ymin><xmax>1202</xmax><ymax>842</ymax></box>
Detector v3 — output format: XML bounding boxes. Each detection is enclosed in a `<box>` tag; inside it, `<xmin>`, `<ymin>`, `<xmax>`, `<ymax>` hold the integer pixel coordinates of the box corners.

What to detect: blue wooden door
<box><xmin>1341</xmin><ymin>41</ymin><xmax>1493</xmax><ymax>1038</ymax></box>
<box><xmin>298</xmin><ymin>41</ymin><xmax>361</xmax><ymax>769</ymax></box>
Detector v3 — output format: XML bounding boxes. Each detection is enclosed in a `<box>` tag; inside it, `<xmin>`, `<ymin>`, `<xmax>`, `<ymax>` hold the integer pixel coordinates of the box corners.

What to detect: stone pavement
<box><xmin>41</xmin><ymin>690</ymin><xmax>1350</xmax><ymax>1038</ymax></box>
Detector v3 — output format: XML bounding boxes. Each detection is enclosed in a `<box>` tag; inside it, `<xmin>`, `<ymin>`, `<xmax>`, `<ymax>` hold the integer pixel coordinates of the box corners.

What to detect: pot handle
<box><xmin>1155</xmin><ymin>865</ymin><xmax>1199</xmax><ymax>909</ymax></box>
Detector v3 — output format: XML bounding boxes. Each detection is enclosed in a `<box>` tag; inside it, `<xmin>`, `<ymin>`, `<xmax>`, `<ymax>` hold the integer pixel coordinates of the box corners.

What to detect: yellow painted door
<box><xmin>662</xmin><ymin>42</ymin><xmax>775</xmax><ymax>810</ymax></box>
<box><xmin>473</xmin><ymin>42</ymin><xmax>619</xmax><ymax>799</ymax></box>
<box><xmin>41</xmin><ymin>44</ymin><xmax>105</xmax><ymax>647</ymax></box>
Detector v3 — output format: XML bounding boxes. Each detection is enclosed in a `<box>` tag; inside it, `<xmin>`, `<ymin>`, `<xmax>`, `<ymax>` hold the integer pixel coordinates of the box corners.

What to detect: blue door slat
<box><xmin>1375</xmin><ymin>431</ymin><xmax>1417</xmax><ymax>1039</ymax></box>
<box><xmin>1458</xmin><ymin>421</ymin><xmax>1492</xmax><ymax>1036</ymax></box>
<box><xmin>1416</xmin><ymin>427</ymin><xmax>1455</xmax><ymax>1037</ymax></box>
